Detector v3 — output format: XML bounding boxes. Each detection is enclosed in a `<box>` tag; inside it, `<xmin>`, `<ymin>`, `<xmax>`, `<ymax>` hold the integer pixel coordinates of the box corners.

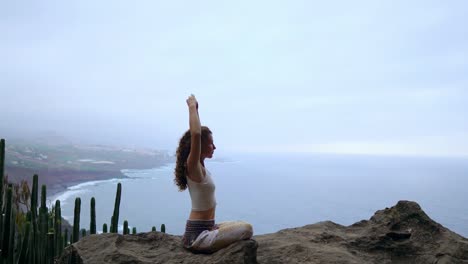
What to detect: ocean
<box><xmin>52</xmin><ymin>153</ymin><xmax>468</xmax><ymax>238</ymax></box>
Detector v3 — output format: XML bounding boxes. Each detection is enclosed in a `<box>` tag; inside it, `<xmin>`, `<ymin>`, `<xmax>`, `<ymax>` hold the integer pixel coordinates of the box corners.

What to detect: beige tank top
<box><xmin>187</xmin><ymin>169</ymin><xmax>217</xmax><ymax>211</ymax></box>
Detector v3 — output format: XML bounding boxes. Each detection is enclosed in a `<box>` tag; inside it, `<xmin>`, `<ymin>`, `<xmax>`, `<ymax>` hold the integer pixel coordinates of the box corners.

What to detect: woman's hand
<box><xmin>186</xmin><ymin>94</ymin><xmax>199</xmax><ymax>110</ymax></box>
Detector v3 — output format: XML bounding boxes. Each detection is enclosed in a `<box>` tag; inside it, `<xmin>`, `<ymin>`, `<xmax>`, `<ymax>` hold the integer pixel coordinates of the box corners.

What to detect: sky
<box><xmin>1</xmin><ymin>0</ymin><xmax>468</xmax><ymax>157</ymax></box>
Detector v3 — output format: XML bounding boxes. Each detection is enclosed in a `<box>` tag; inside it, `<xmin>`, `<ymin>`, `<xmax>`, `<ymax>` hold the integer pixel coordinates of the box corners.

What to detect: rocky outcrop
<box><xmin>58</xmin><ymin>201</ymin><xmax>468</xmax><ymax>264</ymax></box>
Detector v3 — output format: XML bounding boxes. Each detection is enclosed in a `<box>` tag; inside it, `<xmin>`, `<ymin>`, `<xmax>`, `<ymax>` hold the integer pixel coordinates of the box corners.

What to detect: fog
<box><xmin>1</xmin><ymin>1</ymin><xmax>468</xmax><ymax>156</ymax></box>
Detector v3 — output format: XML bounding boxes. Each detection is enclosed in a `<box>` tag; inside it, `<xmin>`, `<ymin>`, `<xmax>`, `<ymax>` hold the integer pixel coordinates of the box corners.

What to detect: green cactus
<box><xmin>111</xmin><ymin>183</ymin><xmax>122</xmax><ymax>233</ymax></box>
<box><xmin>17</xmin><ymin>222</ymin><xmax>31</xmax><ymax>264</ymax></box>
<box><xmin>40</xmin><ymin>184</ymin><xmax>48</xmax><ymax>239</ymax></box>
<box><xmin>132</xmin><ymin>227</ymin><xmax>137</xmax><ymax>235</ymax></box>
<box><xmin>110</xmin><ymin>216</ymin><xmax>114</xmax><ymax>233</ymax></box>
<box><xmin>47</xmin><ymin>232</ymin><xmax>54</xmax><ymax>264</ymax></box>
<box><xmin>152</xmin><ymin>226</ymin><xmax>156</xmax><ymax>232</ymax></box>
<box><xmin>123</xmin><ymin>221</ymin><xmax>129</xmax><ymax>235</ymax></box>
<box><xmin>161</xmin><ymin>224</ymin><xmax>166</xmax><ymax>233</ymax></box>
<box><xmin>2</xmin><ymin>187</ymin><xmax>13</xmax><ymax>258</ymax></box>
<box><xmin>102</xmin><ymin>223</ymin><xmax>108</xmax><ymax>233</ymax></box>
<box><xmin>49</xmin><ymin>217</ymin><xmax>53</xmax><ymax>232</ymax></box>
<box><xmin>8</xmin><ymin>207</ymin><xmax>16</xmax><ymax>262</ymax></box>
<box><xmin>31</xmin><ymin>174</ymin><xmax>39</xmax><ymax>232</ymax></box>
<box><xmin>26</xmin><ymin>211</ymin><xmax>32</xmax><ymax>222</ymax></box>
<box><xmin>72</xmin><ymin>198</ymin><xmax>81</xmax><ymax>243</ymax></box>
<box><xmin>31</xmin><ymin>174</ymin><xmax>39</xmax><ymax>213</ymax></box>
<box><xmin>0</xmin><ymin>139</ymin><xmax>5</xmax><ymax>218</ymax></box>
<box><xmin>29</xmin><ymin>174</ymin><xmax>39</xmax><ymax>264</ymax></box>
<box><xmin>40</xmin><ymin>185</ymin><xmax>47</xmax><ymax>211</ymax></box>
<box><xmin>0</xmin><ymin>139</ymin><xmax>4</xmax><ymax>255</ymax></box>
<box><xmin>54</xmin><ymin>200</ymin><xmax>62</xmax><ymax>257</ymax></box>
<box><xmin>64</xmin><ymin>228</ymin><xmax>69</xmax><ymax>247</ymax></box>
<box><xmin>0</xmin><ymin>212</ymin><xmax>3</xmax><ymax>258</ymax></box>
<box><xmin>39</xmin><ymin>203</ymin><xmax>49</xmax><ymax>261</ymax></box>
<box><xmin>90</xmin><ymin>197</ymin><xmax>96</xmax><ymax>235</ymax></box>
<box><xmin>0</xmin><ymin>139</ymin><xmax>5</xmax><ymax>205</ymax></box>
<box><xmin>40</xmin><ymin>205</ymin><xmax>49</xmax><ymax>239</ymax></box>
<box><xmin>62</xmin><ymin>233</ymin><xmax>66</xmax><ymax>250</ymax></box>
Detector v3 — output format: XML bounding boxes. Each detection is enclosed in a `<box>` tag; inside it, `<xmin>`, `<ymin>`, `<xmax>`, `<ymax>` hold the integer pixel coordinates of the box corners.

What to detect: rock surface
<box><xmin>58</xmin><ymin>201</ymin><xmax>468</xmax><ymax>264</ymax></box>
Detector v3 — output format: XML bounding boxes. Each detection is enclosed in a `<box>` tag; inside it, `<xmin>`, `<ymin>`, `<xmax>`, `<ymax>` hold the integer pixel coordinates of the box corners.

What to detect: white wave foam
<box><xmin>68</xmin><ymin>178</ymin><xmax>124</xmax><ymax>190</ymax></box>
<box><xmin>51</xmin><ymin>178</ymin><xmax>129</xmax><ymax>206</ymax></box>
<box><xmin>52</xmin><ymin>189</ymin><xmax>91</xmax><ymax>206</ymax></box>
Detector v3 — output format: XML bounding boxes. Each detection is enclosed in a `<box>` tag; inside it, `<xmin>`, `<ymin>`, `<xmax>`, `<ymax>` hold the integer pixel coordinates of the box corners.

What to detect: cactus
<box><xmin>54</xmin><ymin>200</ymin><xmax>62</xmax><ymax>257</ymax></box>
<box><xmin>17</xmin><ymin>222</ymin><xmax>31</xmax><ymax>264</ymax></box>
<box><xmin>152</xmin><ymin>226</ymin><xmax>156</xmax><ymax>232</ymax></box>
<box><xmin>31</xmin><ymin>174</ymin><xmax>39</xmax><ymax>236</ymax></box>
<box><xmin>0</xmin><ymin>139</ymin><xmax>5</xmax><ymax>209</ymax></box>
<box><xmin>112</xmin><ymin>183</ymin><xmax>122</xmax><ymax>233</ymax></box>
<box><xmin>123</xmin><ymin>221</ymin><xmax>129</xmax><ymax>235</ymax></box>
<box><xmin>102</xmin><ymin>223</ymin><xmax>108</xmax><ymax>233</ymax></box>
<box><xmin>161</xmin><ymin>224</ymin><xmax>166</xmax><ymax>233</ymax></box>
<box><xmin>0</xmin><ymin>213</ymin><xmax>2</xmax><ymax>258</ymax></box>
<box><xmin>62</xmin><ymin>234</ymin><xmax>66</xmax><ymax>250</ymax></box>
<box><xmin>47</xmin><ymin>232</ymin><xmax>54</xmax><ymax>264</ymax></box>
<box><xmin>90</xmin><ymin>197</ymin><xmax>96</xmax><ymax>235</ymax></box>
<box><xmin>132</xmin><ymin>227</ymin><xmax>137</xmax><ymax>235</ymax></box>
<box><xmin>110</xmin><ymin>216</ymin><xmax>114</xmax><ymax>233</ymax></box>
<box><xmin>2</xmin><ymin>187</ymin><xmax>13</xmax><ymax>258</ymax></box>
<box><xmin>26</xmin><ymin>211</ymin><xmax>32</xmax><ymax>222</ymax></box>
<box><xmin>0</xmin><ymin>138</ymin><xmax>4</xmax><ymax>217</ymax></box>
<box><xmin>111</xmin><ymin>183</ymin><xmax>122</xmax><ymax>233</ymax></box>
<box><xmin>8</xmin><ymin>207</ymin><xmax>17</xmax><ymax>262</ymax></box>
<box><xmin>64</xmin><ymin>228</ymin><xmax>69</xmax><ymax>247</ymax></box>
<box><xmin>0</xmin><ymin>139</ymin><xmax>4</xmax><ymax>253</ymax></box>
<box><xmin>40</xmin><ymin>185</ymin><xmax>47</xmax><ymax>211</ymax></box>
<box><xmin>31</xmin><ymin>174</ymin><xmax>39</xmax><ymax>215</ymax></box>
<box><xmin>38</xmin><ymin>183</ymin><xmax>48</xmax><ymax>261</ymax></box>
<box><xmin>81</xmin><ymin>229</ymin><xmax>86</xmax><ymax>238</ymax></box>
<box><xmin>39</xmin><ymin>202</ymin><xmax>49</xmax><ymax>262</ymax></box>
<box><xmin>49</xmin><ymin>217</ymin><xmax>53</xmax><ymax>232</ymax></box>
<box><xmin>29</xmin><ymin>174</ymin><xmax>39</xmax><ymax>264</ymax></box>
<box><xmin>72</xmin><ymin>198</ymin><xmax>81</xmax><ymax>243</ymax></box>
<box><xmin>40</xmin><ymin>184</ymin><xmax>48</xmax><ymax>246</ymax></box>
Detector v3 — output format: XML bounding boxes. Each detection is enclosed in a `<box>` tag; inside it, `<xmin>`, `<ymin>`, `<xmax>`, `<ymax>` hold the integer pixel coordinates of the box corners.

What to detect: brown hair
<box><xmin>174</xmin><ymin>126</ymin><xmax>212</xmax><ymax>191</ymax></box>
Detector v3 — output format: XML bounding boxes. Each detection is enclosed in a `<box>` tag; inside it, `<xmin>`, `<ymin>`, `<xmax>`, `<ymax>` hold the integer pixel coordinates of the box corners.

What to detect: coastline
<box><xmin>5</xmin><ymin>163</ymin><xmax>173</xmax><ymax>199</ymax></box>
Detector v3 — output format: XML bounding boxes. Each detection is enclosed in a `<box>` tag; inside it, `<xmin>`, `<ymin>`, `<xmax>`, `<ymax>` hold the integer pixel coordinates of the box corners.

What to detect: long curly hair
<box><xmin>174</xmin><ymin>126</ymin><xmax>212</xmax><ymax>191</ymax></box>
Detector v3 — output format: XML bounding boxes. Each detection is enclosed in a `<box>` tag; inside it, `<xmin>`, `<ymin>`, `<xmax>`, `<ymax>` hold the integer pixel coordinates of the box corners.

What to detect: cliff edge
<box><xmin>58</xmin><ymin>201</ymin><xmax>468</xmax><ymax>264</ymax></box>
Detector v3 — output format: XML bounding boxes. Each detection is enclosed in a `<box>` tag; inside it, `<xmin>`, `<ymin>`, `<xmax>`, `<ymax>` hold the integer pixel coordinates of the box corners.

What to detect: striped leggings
<box><xmin>182</xmin><ymin>220</ymin><xmax>253</xmax><ymax>253</ymax></box>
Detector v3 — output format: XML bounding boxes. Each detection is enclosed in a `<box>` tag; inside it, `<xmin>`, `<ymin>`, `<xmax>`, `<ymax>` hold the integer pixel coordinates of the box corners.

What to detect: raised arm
<box><xmin>186</xmin><ymin>94</ymin><xmax>203</xmax><ymax>182</ymax></box>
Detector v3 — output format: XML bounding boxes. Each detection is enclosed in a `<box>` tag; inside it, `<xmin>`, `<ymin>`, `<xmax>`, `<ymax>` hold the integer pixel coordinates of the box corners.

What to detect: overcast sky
<box><xmin>1</xmin><ymin>1</ymin><xmax>467</xmax><ymax>157</ymax></box>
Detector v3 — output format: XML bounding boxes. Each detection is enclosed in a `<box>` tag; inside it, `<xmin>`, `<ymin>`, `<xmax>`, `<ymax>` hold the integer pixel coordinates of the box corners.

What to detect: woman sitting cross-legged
<box><xmin>174</xmin><ymin>94</ymin><xmax>253</xmax><ymax>253</ymax></box>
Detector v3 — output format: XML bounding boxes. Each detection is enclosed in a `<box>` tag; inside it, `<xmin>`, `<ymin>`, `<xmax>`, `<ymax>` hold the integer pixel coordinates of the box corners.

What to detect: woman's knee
<box><xmin>216</xmin><ymin>221</ymin><xmax>253</xmax><ymax>239</ymax></box>
<box><xmin>242</xmin><ymin>223</ymin><xmax>253</xmax><ymax>239</ymax></box>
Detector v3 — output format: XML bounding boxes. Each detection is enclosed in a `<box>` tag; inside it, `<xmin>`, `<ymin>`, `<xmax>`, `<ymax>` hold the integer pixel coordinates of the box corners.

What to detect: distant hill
<box><xmin>3</xmin><ymin>138</ymin><xmax>175</xmax><ymax>195</ymax></box>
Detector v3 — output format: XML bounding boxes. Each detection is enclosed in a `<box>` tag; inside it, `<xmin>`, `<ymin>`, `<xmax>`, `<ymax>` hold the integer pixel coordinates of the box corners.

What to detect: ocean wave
<box><xmin>67</xmin><ymin>178</ymin><xmax>121</xmax><ymax>190</ymax></box>
<box><xmin>51</xmin><ymin>178</ymin><xmax>130</xmax><ymax>205</ymax></box>
<box><xmin>52</xmin><ymin>189</ymin><xmax>91</xmax><ymax>206</ymax></box>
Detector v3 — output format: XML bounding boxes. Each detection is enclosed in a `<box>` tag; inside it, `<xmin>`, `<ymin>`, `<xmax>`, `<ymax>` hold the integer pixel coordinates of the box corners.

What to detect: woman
<box><xmin>174</xmin><ymin>94</ymin><xmax>253</xmax><ymax>253</ymax></box>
